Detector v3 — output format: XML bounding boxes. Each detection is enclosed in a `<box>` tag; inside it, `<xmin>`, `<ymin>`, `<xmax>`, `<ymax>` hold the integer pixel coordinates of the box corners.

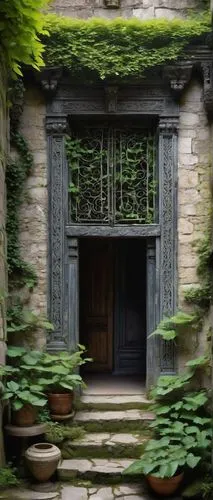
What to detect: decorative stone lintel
<box><xmin>201</xmin><ymin>61</ymin><xmax>213</xmax><ymax>118</ymax></box>
<box><xmin>36</xmin><ymin>67</ymin><xmax>63</xmax><ymax>97</ymax></box>
<box><xmin>105</xmin><ymin>86</ymin><xmax>118</xmax><ymax>113</ymax></box>
<box><xmin>158</xmin><ymin>116</ymin><xmax>179</xmax><ymax>134</ymax></box>
<box><xmin>163</xmin><ymin>63</ymin><xmax>193</xmax><ymax>99</ymax></box>
<box><xmin>46</xmin><ymin>115</ymin><xmax>69</xmax><ymax>135</ymax></box>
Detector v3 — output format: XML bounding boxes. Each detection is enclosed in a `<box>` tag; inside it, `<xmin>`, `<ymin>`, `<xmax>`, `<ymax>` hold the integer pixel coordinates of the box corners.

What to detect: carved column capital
<box><xmin>201</xmin><ymin>61</ymin><xmax>213</xmax><ymax>118</ymax></box>
<box><xmin>46</xmin><ymin>115</ymin><xmax>69</xmax><ymax>135</ymax></box>
<box><xmin>36</xmin><ymin>67</ymin><xmax>63</xmax><ymax>98</ymax></box>
<box><xmin>104</xmin><ymin>86</ymin><xmax>118</xmax><ymax>113</ymax></box>
<box><xmin>158</xmin><ymin>116</ymin><xmax>179</xmax><ymax>134</ymax></box>
<box><xmin>163</xmin><ymin>63</ymin><xmax>193</xmax><ymax>98</ymax></box>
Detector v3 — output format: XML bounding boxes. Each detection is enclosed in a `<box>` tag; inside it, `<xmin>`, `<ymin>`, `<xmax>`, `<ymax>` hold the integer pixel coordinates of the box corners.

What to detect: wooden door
<box><xmin>114</xmin><ymin>239</ymin><xmax>146</xmax><ymax>375</ymax></box>
<box><xmin>80</xmin><ymin>240</ymin><xmax>113</xmax><ymax>372</ymax></box>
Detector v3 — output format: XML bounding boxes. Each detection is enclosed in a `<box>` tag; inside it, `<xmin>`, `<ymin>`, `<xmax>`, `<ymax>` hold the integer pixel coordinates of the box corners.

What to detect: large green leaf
<box><xmin>159</xmin><ymin>461</ymin><xmax>179</xmax><ymax>478</ymax></box>
<box><xmin>186</xmin><ymin>454</ymin><xmax>200</xmax><ymax>469</ymax></box>
<box><xmin>6</xmin><ymin>381</ymin><xmax>19</xmax><ymax>392</ymax></box>
<box><xmin>7</xmin><ymin>346</ymin><xmax>26</xmax><ymax>357</ymax></box>
<box><xmin>13</xmin><ymin>399</ymin><xmax>23</xmax><ymax>410</ymax></box>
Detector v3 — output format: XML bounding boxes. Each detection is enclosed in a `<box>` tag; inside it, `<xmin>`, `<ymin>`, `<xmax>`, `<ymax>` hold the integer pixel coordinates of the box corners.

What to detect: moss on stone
<box><xmin>80</xmin><ymin>421</ymin><xmax>151</xmax><ymax>433</ymax></box>
<box><xmin>61</xmin><ymin>441</ymin><xmax>148</xmax><ymax>460</ymax></box>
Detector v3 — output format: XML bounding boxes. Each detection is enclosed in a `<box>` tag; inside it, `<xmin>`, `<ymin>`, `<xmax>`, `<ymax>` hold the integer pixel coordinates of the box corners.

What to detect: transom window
<box><xmin>66</xmin><ymin>124</ymin><xmax>157</xmax><ymax>225</ymax></box>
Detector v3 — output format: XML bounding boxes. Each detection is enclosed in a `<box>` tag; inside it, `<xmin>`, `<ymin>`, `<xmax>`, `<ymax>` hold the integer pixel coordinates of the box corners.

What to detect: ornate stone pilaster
<box><xmin>46</xmin><ymin>115</ymin><xmax>69</xmax><ymax>351</ymax></box>
<box><xmin>201</xmin><ymin>61</ymin><xmax>213</xmax><ymax>118</ymax></box>
<box><xmin>158</xmin><ymin>116</ymin><xmax>178</xmax><ymax>374</ymax></box>
<box><xmin>146</xmin><ymin>239</ymin><xmax>160</xmax><ymax>389</ymax></box>
<box><xmin>67</xmin><ymin>238</ymin><xmax>79</xmax><ymax>351</ymax></box>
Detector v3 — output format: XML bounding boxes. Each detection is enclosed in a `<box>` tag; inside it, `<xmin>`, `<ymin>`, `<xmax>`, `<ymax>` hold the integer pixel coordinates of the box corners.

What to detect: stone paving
<box><xmin>58</xmin><ymin>458</ymin><xmax>137</xmax><ymax>481</ymax></box>
<box><xmin>0</xmin><ymin>484</ymin><xmax>182</xmax><ymax>500</ymax></box>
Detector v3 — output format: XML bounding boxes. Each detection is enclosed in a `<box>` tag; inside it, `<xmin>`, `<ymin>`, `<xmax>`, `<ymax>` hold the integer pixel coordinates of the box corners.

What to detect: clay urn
<box><xmin>25</xmin><ymin>443</ymin><xmax>61</xmax><ymax>482</ymax></box>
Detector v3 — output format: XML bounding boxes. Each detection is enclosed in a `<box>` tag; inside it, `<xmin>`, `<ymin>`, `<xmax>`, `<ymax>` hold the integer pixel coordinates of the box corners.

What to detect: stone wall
<box><xmin>178</xmin><ymin>79</ymin><xmax>211</xmax><ymax>369</ymax></box>
<box><xmin>19</xmin><ymin>87</ymin><xmax>48</xmax><ymax>350</ymax></box>
<box><xmin>51</xmin><ymin>0</ymin><xmax>202</xmax><ymax>19</ymax></box>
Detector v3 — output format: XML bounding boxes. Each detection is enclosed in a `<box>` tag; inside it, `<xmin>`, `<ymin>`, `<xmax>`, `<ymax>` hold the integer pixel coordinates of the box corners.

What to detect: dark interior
<box><xmin>79</xmin><ymin>238</ymin><xmax>146</xmax><ymax>376</ymax></box>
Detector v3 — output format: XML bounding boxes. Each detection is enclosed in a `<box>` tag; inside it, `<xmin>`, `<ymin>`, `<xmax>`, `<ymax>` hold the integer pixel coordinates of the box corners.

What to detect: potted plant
<box><xmin>0</xmin><ymin>346</ymin><xmax>47</xmax><ymax>426</ymax></box>
<box><xmin>2</xmin><ymin>379</ymin><xmax>47</xmax><ymax>426</ymax></box>
<box><xmin>124</xmin><ymin>388</ymin><xmax>211</xmax><ymax>496</ymax></box>
<box><xmin>37</xmin><ymin>345</ymin><xmax>92</xmax><ymax>417</ymax></box>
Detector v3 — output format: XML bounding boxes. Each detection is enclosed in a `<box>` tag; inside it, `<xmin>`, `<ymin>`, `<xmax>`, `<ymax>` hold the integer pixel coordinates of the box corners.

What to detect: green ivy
<box><xmin>0</xmin><ymin>0</ymin><xmax>50</xmax><ymax>75</ymax></box>
<box><xmin>6</xmin><ymin>131</ymin><xmax>37</xmax><ymax>289</ymax></box>
<box><xmin>43</xmin><ymin>14</ymin><xmax>211</xmax><ymax>80</ymax></box>
<box><xmin>184</xmin><ymin>232</ymin><xmax>212</xmax><ymax>309</ymax></box>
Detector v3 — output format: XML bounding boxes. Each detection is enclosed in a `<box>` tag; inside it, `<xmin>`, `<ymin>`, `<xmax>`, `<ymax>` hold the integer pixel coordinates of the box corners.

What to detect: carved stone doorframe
<box><xmin>45</xmin><ymin>84</ymin><xmax>179</xmax><ymax>386</ymax></box>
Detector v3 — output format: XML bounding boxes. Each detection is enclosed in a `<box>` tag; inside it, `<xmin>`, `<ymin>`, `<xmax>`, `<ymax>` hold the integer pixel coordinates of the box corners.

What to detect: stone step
<box><xmin>79</xmin><ymin>394</ymin><xmax>151</xmax><ymax>411</ymax></box>
<box><xmin>61</xmin><ymin>432</ymin><xmax>149</xmax><ymax>459</ymax></box>
<box><xmin>57</xmin><ymin>458</ymin><xmax>139</xmax><ymax>483</ymax></box>
<box><xmin>74</xmin><ymin>409</ymin><xmax>154</xmax><ymax>433</ymax></box>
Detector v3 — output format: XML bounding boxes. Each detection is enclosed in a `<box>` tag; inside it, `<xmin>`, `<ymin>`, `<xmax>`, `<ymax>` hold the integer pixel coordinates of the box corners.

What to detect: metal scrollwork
<box><xmin>66</xmin><ymin>126</ymin><xmax>157</xmax><ymax>225</ymax></box>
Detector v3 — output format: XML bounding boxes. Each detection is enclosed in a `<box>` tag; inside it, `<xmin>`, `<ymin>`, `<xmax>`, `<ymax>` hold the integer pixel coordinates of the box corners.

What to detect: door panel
<box><xmin>80</xmin><ymin>240</ymin><xmax>113</xmax><ymax>372</ymax></box>
<box><xmin>114</xmin><ymin>240</ymin><xmax>146</xmax><ymax>375</ymax></box>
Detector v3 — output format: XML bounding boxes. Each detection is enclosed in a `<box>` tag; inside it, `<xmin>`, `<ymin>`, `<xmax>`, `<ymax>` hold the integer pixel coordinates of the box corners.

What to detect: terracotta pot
<box><xmin>25</xmin><ymin>443</ymin><xmax>61</xmax><ymax>482</ymax></box>
<box><xmin>48</xmin><ymin>392</ymin><xmax>73</xmax><ymax>415</ymax></box>
<box><xmin>147</xmin><ymin>472</ymin><xmax>184</xmax><ymax>496</ymax></box>
<box><xmin>12</xmin><ymin>404</ymin><xmax>38</xmax><ymax>426</ymax></box>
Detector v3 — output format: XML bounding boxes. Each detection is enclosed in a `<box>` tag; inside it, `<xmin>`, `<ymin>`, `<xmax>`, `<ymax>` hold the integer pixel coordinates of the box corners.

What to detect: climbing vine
<box><xmin>6</xmin><ymin>81</ymin><xmax>36</xmax><ymax>290</ymax></box>
<box><xmin>6</xmin><ymin>80</ymin><xmax>52</xmax><ymax>340</ymax></box>
<box><xmin>43</xmin><ymin>14</ymin><xmax>211</xmax><ymax>80</ymax></box>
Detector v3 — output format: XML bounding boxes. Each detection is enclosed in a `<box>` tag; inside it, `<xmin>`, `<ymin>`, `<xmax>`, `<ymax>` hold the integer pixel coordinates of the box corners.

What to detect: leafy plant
<box><xmin>124</xmin><ymin>389</ymin><xmax>211</xmax><ymax>479</ymax></box>
<box><xmin>0</xmin><ymin>0</ymin><xmax>50</xmax><ymax>75</ymax></box>
<box><xmin>1</xmin><ymin>380</ymin><xmax>47</xmax><ymax>411</ymax></box>
<box><xmin>44</xmin><ymin>14</ymin><xmax>211</xmax><ymax>80</ymax></box>
<box><xmin>183</xmin><ymin>475</ymin><xmax>213</xmax><ymax>498</ymax></box>
<box><xmin>0</xmin><ymin>346</ymin><xmax>48</xmax><ymax>411</ymax></box>
<box><xmin>149</xmin><ymin>311</ymin><xmax>196</xmax><ymax>341</ymax></box>
<box><xmin>35</xmin><ymin>345</ymin><xmax>92</xmax><ymax>393</ymax></box>
<box><xmin>0</xmin><ymin>466</ymin><xmax>19</xmax><ymax>489</ymax></box>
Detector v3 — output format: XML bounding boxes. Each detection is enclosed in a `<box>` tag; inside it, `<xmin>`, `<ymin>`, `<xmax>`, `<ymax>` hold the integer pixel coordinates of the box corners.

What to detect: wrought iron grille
<box><xmin>66</xmin><ymin>126</ymin><xmax>157</xmax><ymax>225</ymax></box>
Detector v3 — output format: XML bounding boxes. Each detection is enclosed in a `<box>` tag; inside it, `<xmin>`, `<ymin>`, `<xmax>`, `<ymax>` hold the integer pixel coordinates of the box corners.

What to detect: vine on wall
<box><xmin>43</xmin><ymin>14</ymin><xmax>211</xmax><ymax>80</ymax></box>
<box><xmin>6</xmin><ymin>80</ymin><xmax>52</xmax><ymax>342</ymax></box>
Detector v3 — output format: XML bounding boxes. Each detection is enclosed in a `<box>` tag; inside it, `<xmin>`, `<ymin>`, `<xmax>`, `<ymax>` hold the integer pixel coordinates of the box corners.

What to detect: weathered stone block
<box><xmin>155</xmin><ymin>7</ymin><xmax>184</xmax><ymax>18</ymax></box>
<box><xmin>178</xmin><ymin>218</ymin><xmax>194</xmax><ymax>235</ymax></box>
<box><xmin>133</xmin><ymin>6</ymin><xmax>154</xmax><ymax>17</ymax></box>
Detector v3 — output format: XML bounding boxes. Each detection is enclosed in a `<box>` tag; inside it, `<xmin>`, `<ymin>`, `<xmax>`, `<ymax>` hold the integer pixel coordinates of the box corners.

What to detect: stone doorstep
<box><xmin>62</xmin><ymin>432</ymin><xmax>149</xmax><ymax>459</ymax></box>
<box><xmin>80</xmin><ymin>395</ymin><xmax>151</xmax><ymax>411</ymax></box>
<box><xmin>57</xmin><ymin>458</ymin><xmax>137</xmax><ymax>483</ymax></box>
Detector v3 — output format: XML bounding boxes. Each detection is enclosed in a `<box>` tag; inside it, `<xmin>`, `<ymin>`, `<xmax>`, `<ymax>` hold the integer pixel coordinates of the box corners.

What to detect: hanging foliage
<box><xmin>43</xmin><ymin>14</ymin><xmax>211</xmax><ymax>79</ymax></box>
<box><xmin>0</xmin><ymin>0</ymin><xmax>50</xmax><ymax>75</ymax></box>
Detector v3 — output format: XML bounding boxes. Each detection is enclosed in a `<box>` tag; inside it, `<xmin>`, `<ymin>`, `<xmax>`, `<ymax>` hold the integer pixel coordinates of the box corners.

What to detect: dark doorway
<box><xmin>79</xmin><ymin>238</ymin><xmax>146</xmax><ymax>376</ymax></box>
